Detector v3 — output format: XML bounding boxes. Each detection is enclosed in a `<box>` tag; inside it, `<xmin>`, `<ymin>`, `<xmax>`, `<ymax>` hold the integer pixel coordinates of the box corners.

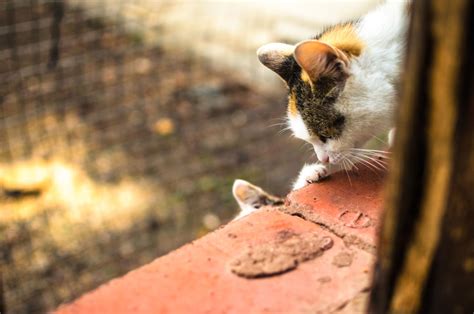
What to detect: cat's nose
<box><xmin>313</xmin><ymin>145</ymin><xmax>329</xmax><ymax>163</ymax></box>
<box><xmin>316</xmin><ymin>151</ymin><xmax>329</xmax><ymax>163</ymax></box>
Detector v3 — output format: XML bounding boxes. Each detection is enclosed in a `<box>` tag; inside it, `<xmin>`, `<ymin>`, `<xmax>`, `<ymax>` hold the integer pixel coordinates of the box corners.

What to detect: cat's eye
<box><xmin>333</xmin><ymin>116</ymin><xmax>345</xmax><ymax>127</ymax></box>
<box><xmin>318</xmin><ymin>135</ymin><xmax>328</xmax><ymax>143</ymax></box>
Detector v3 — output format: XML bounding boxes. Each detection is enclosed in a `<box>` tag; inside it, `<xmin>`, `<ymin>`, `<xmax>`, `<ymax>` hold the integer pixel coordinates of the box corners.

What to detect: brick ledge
<box><xmin>56</xmin><ymin>167</ymin><xmax>385</xmax><ymax>313</ymax></box>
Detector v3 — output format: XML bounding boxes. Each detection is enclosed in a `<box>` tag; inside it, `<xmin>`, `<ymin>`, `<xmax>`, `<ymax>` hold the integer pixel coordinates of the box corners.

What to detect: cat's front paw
<box><xmin>292</xmin><ymin>163</ymin><xmax>329</xmax><ymax>190</ymax></box>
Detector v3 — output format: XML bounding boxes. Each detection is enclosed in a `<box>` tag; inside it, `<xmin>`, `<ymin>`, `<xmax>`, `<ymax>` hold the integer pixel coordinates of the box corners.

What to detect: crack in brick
<box><xmin>276</xmin><ymin>203</ymin><xmax>377</xmax><ymax>255</ymax></box>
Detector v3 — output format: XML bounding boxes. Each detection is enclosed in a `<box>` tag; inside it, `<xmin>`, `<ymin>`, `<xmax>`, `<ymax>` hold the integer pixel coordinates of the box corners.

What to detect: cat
<box><xmin>232</xmin><ymin>179</ymin><xmax>284</xmax><ymax>220</ymax></box>
<box><xmin>233</xmin><ymin>1</ymin><xmax>409</xmax><ymax>219</ymax></box>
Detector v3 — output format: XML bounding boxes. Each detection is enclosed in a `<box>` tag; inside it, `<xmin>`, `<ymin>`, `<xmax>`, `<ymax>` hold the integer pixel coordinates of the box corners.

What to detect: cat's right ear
<box><xmin>257</xmin><ymin>43</ymin><xmax>294</xmax><ymax>82</ymax></box>
<box><xmin>294</xmin><ymin>40</ymin><xmax>349</xmax><ymax>82</ymax></box>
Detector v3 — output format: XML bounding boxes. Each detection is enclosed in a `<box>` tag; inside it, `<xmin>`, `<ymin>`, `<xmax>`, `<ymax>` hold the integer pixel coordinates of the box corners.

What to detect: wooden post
<box><xmin>0</xmin><ymin>267</ymin><xmax>4</xmax><ymax>313</ymax></box>
<box><xmin>370</xmin><ymin>0</ymin><xmax>474</xmax><ymax>313</ymax></box>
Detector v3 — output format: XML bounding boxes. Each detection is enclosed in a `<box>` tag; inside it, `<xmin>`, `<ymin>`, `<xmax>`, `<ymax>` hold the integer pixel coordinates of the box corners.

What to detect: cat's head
<box><xmin>257</xmin><ymin>36</ymin><xmax>390</xmax><ymax>165</ymax></box>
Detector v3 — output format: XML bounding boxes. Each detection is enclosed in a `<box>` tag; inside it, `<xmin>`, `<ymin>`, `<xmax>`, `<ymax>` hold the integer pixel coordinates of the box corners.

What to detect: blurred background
<box><xmin>0</xmin><ymin>0</ymin><xmax>379</xmax><ymax>312</ymax></box>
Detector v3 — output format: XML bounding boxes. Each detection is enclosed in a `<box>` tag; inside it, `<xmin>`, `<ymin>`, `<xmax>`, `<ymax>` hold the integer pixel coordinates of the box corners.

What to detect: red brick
<box><xmin>286</xmin><ymin>167</ymin><xmax>386</xmax><ymax>251</ymax></box>
<box><xmin>56</xmin><ymin>167</ymin><xmax>385</xmax><ymax>313</ymax></box>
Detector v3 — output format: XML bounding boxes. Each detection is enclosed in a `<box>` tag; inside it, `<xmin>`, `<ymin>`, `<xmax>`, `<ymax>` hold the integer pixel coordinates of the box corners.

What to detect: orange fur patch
<box><xmin>319</xmin><ymin>23</ymin><xmax>364</xmax><ymax>57</ymax></box>
<box><xmin>288</xmin><ymin>92</ymin><xmax>298</xmax><ymax>117</ymax></box>
<box><xmin>300</xmin><ymin>70</ymin><xmax>314</xmax><ymax>89</ymax></box>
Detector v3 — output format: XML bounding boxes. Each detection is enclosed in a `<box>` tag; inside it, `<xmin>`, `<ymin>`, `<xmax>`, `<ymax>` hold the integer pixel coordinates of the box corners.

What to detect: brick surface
<box><xmin>56</xmin><ymin>167</ymin><xmax>385</xmax><ymax>313</ymax></box>
<box><xmin>285</xmin><ymin>167</ymin><xmax>386</xmax><ymax>253</ymax></box>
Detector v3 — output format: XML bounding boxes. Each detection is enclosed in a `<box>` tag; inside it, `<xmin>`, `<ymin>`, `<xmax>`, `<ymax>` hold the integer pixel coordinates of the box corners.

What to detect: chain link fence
<box><xmin>0</xmin><ymin>0</ymin><xmax>376</xmax><ymax>312</ymax></box>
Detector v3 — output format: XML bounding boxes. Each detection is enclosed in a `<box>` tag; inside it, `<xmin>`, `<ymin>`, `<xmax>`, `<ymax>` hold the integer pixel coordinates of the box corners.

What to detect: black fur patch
<box><xmin>285</xmin><ymin>58</ymin><xmax>346</xmax><ymax>140</ymax></box>
<box><xmin>313</xmin><ymin>20</ymin><xmax>361</xmax><ymax>41</ymax></box>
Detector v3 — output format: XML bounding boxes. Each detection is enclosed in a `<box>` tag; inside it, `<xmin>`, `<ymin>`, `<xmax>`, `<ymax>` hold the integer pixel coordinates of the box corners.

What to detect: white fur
<box><xmin>290</xmin><ymin>1</ymin><xmax>408</xmax><ymax>189</ymax></box>
<box><xmin>232</xmin><ymin>179</ymin><xmax>257</xmax><ymax>219</ymax></box>
<box><xmin>293</xmin><ymin>163</ymin><xmax>329</xmax><ymax>190</ymax></box>
<box><xmin>287</xmin><ymin>114</ymin><xmax>311</xmax><ymax>141</ymax></box>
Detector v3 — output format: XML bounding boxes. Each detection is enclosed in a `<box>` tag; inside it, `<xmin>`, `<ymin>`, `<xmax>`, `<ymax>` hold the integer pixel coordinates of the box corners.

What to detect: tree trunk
<box><xmin>0</xmin><ymin>269</ymin><xmax>4</xmax><ymax>314</ymax></box>
<box><xmin>369</xmin><ymin>0</ymin><xmax>474</xmax><ymax>313</ymax></box>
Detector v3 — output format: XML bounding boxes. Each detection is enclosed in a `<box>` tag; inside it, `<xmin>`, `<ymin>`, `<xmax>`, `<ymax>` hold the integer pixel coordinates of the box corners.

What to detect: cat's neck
<box><xmin>356</xmin><ymin>2</ymin><xmax>409</xmax><ymax>80</ymax></box>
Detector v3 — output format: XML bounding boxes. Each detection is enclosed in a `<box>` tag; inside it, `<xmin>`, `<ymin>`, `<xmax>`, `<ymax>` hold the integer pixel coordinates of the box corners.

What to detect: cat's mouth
<box><xmin>313</xmin><ymin>145</ymin><xmax>352</xmax><ymax>165</ymax></box>
<box><xmin>329</xmin><ymin>153</ymin><xmax>344</xmax><ymax>164</ymax></box>
<box><xmin>316</xmin><ymin>151</ymin><xmax>346</xmax><ymax>165</ymax></box>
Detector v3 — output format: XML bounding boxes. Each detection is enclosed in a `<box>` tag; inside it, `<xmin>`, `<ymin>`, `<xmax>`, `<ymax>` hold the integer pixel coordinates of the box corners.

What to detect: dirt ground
<box><xmin>0</xmin><ymin>3</ymin><xmax>311</xmax><ymax>312</ymax></box>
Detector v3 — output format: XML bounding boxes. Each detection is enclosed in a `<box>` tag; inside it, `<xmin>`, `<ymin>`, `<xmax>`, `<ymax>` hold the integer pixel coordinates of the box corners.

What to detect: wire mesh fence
<box><xmin>0</xmin><ymin>0</ymin><xmax>376</xmax><ymax>312</ymax></box>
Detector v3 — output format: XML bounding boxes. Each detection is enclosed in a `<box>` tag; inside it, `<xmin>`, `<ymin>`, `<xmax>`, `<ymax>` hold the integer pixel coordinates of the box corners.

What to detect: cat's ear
<box><xmin>232</xmin><ymin>179</ymin><xmax>283</xmax><ymax>220</ymax></box>
<box><xmin>257</xmin><ymin>43</ymin><xmax>294</xmax><ymax>82</ymax></box>
<box><xmin>293</xmin><ymin>40</ymin><xmax>349</xmax><ymax>81</ymax></box>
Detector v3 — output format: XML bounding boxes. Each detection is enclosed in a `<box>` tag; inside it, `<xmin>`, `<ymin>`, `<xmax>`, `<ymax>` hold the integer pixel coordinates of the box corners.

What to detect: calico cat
<box><xmin>233</xmin><ymin>1</ymin><xmax>408</xmax><ymax>219</ymax></box>
<box><xmin>232</xmin><ymin>179</ymin><xmax>283</xmax><ymax>220</ymax></box>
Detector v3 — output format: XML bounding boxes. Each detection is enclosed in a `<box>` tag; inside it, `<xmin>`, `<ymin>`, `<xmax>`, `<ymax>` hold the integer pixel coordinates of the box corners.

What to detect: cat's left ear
<box><xmin>257</xmin><ymin>43</ymin><xmax>295</xmax><ymax>82</ymax></box>
<box><xmin>294</xmin><ymin>40</ymin><xmax>349</xmax><ymax>82</ymax></box>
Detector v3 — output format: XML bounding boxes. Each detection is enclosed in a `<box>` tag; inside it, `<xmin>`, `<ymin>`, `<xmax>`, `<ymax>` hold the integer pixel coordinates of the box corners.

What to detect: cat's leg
<box><xmin>232</xmin><ymin>179</ymin><xmax>283</xmax><ymax>220</ymax></box>
<box><xmin>292</xmin><ymin>163</ymin><xmax>329</xmax><ymax>190</ymax></box>
<box><xmin>292</xmin><ymin>162</ymin><xmax>345</xmax><ymax>190</ymax></box>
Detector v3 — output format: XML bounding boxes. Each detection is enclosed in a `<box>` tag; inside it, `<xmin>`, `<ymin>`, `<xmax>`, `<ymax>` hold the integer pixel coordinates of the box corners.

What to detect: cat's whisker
<box><xmin>343</xmin><ymin>151</ymin><xmax>391</xmax><ymax>167</ymax></box>
<box><xmin>341</xmin><ymin>159</ymin><xmax>353</xmax><ymax>186</ymax></box>
<box><xmin>350</xmin><ymin>148</ymin><xmax>391</xmax><ymax>154</ymax></box>
<box><xmin>267</xmin><ymin>118</ymin><xmax>292</xmax><ymax>135</ymax></box>
<box><xmin>269</xmin><ymin>117</ymin><xmax>288</xmax><ymax>123</ymax></box>
<box><xmin>370</xmin><ymin>134</ymin><xmax>388</xmax><ymax>145</ymax></box>
<box><xmin>360</xmin><ymin>157</ymin><xmax>386</xmax><ymax>171</ymax></box>
<box><xmin>352</xmin><ymin>152</ymin><xmax>389</xmax><ymax>165</ymax></box>
<box><xmin>276</xmin><ymin>126</ymin><xmax>292</xmax><ymax>135</ymax></box>
<box><xmin>267</xmin><ymin>122</ymin><xmax>287</xmax><ymax>128</ymax></box>
<box><xmin>361</xmin><ymin>155</ymin><xmax>387</xmax><ymax>170</ymax></box>
<box><xmin>355</xmin><ymin>150</ymin><xmax>391</xmax><ymax>158</ymax></box>
<box><xmin>350</xmin><ymin>152</ymin><xmax>391</xmax><ymax>160</ymax></box>
<box><xmin>298</xmin><ymin>142</ymin><xmax>314</xmax><ymax>154</ymax></box>
<box><xmin>349</xmin><ymin>150</ymin><xmax>391</xmax><ymax>163</ymax></box>
<box><xmin>361</xmin><ymin>154</ymin><xmax>388</xmax><ymax>170</ymax></box>
<box><xmin>350</xmin><ymin>154</ymin><xmax>383</xmax><ymax>172</ymax></box>
<box><xmin>266</xmin><ymin>118</ymin><xmax>288</xmax><ymax>128</ymax></box>
<box><xmin>268</xmin><ymin>124</ymin><xmax>288</xmax><ymax>131</ymax></box>
<box><xmin>351</xmin><ymin>151</ymin><xmax>389</xmax><ymax>164</ymax></box>
<box><xmin>344</xmin><ymin>156</ymin><xmax>359</xmax><ymax>171</ymax></box>
<box><xmin>349</xmin><ymin>147</ymin><xmax>390</xmax><ymax>152</ymax></box>
<box><xmin>371</xmin><ymin>154</ymin><xmax>390</xmax><ymax>160</ymax></box>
